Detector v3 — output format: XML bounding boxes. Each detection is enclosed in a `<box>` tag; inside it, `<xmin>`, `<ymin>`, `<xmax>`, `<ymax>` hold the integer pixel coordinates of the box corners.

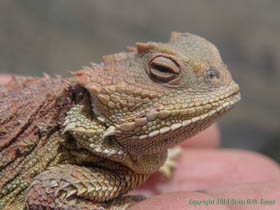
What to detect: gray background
<box><xmin>1</xmin><ymin>0</ymin><xmax>279</xmax><ymax>162</ymax></box>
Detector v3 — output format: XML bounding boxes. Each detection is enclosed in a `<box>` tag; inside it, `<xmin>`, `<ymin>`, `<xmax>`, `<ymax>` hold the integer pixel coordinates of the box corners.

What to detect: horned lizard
<box><xmin>0</xmin><ymin>32</ymin><xmax>240</xmax><ymax>209</ymax></box>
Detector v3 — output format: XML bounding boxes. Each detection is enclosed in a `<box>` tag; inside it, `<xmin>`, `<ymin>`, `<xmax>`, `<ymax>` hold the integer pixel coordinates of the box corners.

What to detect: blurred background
<box><xmin>1</xmin><ymin>0</ymin><xmax>279</xmax><ymax>162</ymax></box>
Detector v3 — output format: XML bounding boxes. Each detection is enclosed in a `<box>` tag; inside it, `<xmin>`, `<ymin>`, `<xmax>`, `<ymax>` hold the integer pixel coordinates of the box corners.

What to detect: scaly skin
<box><xmin>0</xmin><ymin>32</ymin><xmax>240</xmax><ymax>209</ymax></box>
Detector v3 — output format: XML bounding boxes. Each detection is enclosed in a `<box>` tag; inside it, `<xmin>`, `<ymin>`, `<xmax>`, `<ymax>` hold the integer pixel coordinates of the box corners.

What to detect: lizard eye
<box><xmin>148</xmin><ymin>56</ymin><xmax>181</xmax><ymax>83</ymax></box>
<box><xmin>205</xmin><ymin>67</ymin><xmax>220</xmax><ymax>80</ymax></box>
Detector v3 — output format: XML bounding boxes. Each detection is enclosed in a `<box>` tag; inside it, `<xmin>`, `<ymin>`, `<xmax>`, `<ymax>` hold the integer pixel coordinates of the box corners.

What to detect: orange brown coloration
<box><xmin>0</xmin><ymin>32</ymin><xmax>240</xmax><ymax>209</ymax></box>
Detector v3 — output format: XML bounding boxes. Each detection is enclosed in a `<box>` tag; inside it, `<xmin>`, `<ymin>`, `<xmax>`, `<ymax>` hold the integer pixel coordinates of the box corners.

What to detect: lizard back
<box><xmin>0</xmin><ymin>76</ymin><xmax>74</xmax><ymax>208</ymax></box>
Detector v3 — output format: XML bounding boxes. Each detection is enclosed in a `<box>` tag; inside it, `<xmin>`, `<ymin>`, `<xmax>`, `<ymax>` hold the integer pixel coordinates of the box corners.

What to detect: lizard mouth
<box><xmin>210</xmin><ymin>88</ymin><xmax>241</xmax><ymax>116</ymax></box>
<box><xmin>115</xmin><ymin>85</ymin><xmax>240</xmax><ymax>140</ymax></box>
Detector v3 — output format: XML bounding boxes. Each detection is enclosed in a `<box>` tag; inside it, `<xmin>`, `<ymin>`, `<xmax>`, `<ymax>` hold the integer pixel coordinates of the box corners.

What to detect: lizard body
<box><xmin>0</xmin><ymin>32</ymin><xmax>240</xmax><ymax>209</ymax></box>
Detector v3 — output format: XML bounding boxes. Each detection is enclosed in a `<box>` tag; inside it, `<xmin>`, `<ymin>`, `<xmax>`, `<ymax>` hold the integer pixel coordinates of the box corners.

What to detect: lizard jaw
<box><xmin>113</xmin><ymin>87</ymin><xmax>240</xmax><ymax>141</ymax></box>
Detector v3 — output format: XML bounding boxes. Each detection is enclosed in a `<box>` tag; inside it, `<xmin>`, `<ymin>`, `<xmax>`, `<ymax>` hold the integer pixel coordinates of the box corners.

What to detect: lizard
<box><xmin>0</xmin><ymin>32</ymin><xmax>241</xmax><ymax>209</ymax></box>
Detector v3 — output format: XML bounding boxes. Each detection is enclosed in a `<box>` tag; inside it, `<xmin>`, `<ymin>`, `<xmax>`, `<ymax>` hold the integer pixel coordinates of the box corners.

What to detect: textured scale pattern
<box><xmin>0</xmin><ymin>76</ymin><xmax>74</xmax><ymax>209</ymax></box>
<box><xmin>0</xmin><ymin>32</ymin><xmax>240</xmax><ymax>209</ymax></box>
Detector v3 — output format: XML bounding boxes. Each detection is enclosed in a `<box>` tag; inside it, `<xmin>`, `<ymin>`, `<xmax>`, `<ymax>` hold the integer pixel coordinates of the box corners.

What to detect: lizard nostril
<box><xmin>205</xmin><ymin>67</ymin><xmax>220</xmax><ymax>80</ymax></box>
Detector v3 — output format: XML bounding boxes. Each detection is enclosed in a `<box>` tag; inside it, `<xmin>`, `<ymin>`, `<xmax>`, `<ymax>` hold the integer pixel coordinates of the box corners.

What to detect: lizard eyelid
<box><xmin>148</xmin><ymin>56</ymin><xmax>181</xmax><ymax>83</ymax></box>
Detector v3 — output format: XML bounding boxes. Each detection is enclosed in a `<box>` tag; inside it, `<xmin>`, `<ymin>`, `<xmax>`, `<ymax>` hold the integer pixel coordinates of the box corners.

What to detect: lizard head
<box><xmin>73</xmin><ymin>32</ymin><xmax>240</xmax><ymax>154</ymax></box>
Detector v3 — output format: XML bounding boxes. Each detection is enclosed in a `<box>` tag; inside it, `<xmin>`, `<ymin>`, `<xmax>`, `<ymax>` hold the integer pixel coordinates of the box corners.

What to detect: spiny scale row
<box><xmin>116</xmin><ymin>104</ymin><xmax>215</xmax><ymax>133</ymax></box>
<box><xmin>125</xmin><ymin>94</ymin><xmax>240</xmax><ymax>140</ymax></box>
